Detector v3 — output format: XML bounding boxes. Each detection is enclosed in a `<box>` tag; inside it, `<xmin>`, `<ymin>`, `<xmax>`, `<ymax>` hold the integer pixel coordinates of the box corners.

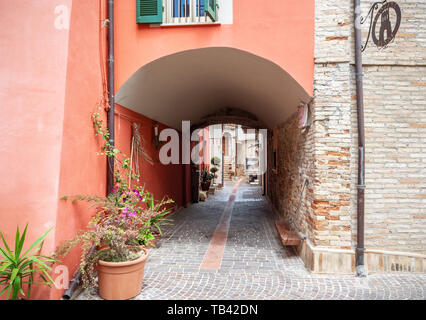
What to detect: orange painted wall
<box><xmin>53</xmin><ymin>1</ymin><xmax>191</xmax><ymax>300</ymax></box>
<box><xmin>115</xmin><ymin>0</ymin><xmax>315</xmax><ymax>95</ymax></box>
<box><xmin>52</xmin><ymin>0</ymin><xmax>106</xmax><ymax>300</ymax></box>
<box><xmin>0</xmin><ymin>0</ymin><xmax>314</xmax><ymax>300</ymax></box>
<box><xmin>114</xmin><ymin>104</ymin><xmax>188</xmax><ymax>208</ymax></box>
<box><xmin>0</xmin><ymin>0</ymin><xmax>72</xmax><ymax>300</ymax></box>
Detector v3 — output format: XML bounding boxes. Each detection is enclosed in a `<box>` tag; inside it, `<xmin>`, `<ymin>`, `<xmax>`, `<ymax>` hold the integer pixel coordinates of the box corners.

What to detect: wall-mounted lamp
<box><xmin>153</xmin><ymin>122</ymin><xmax>160</xmax><ymax>149</ymax></box>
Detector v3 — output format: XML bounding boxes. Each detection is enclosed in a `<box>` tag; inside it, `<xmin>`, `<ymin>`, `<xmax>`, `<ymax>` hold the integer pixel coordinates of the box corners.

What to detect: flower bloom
<box><xmin>122</xmin><ymin>206</ymin><xmax>137</xmax><ymax>217</ymax></box>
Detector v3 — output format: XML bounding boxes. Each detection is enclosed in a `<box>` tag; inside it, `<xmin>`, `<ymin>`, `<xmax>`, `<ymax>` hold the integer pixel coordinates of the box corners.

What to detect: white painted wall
<box><xmin>219</xmin><ymin>0</ymin><xmax>233</xmax><ymax>24</ymax></box>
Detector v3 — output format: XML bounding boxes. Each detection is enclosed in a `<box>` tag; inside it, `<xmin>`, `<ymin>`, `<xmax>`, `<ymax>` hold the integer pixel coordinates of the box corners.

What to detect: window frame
<box><xmin>157</xmin><ymin>0</ymin><xmax>220</xmax><ymax>26</ymax></box>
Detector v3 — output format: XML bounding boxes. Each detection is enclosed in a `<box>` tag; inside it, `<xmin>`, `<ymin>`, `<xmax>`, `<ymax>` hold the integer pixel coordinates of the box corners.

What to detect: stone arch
<box><xmin>115</xmin><ymin>47</ymin><xmax>311</xmax><ymax>130</ymax></box>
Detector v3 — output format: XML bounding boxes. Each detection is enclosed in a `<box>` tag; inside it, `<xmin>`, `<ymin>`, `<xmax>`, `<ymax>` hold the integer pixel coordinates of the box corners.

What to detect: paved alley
<box><xmin>78</xmin><ymin>182</ymin><xmax>426</xmax><ymax>300</ymax></box>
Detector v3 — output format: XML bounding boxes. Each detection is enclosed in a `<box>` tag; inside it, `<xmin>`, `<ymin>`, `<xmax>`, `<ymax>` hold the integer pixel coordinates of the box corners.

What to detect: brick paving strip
<box><xmin>200</xmin><ymin>178</ymin><xmax>244</xmax><ymax>270</ymax></box>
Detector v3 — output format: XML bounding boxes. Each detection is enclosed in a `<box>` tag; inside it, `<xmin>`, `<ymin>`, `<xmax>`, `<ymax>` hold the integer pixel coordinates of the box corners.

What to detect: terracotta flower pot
<box><xmin>147</xmin><ymin>237</ymin><xmax>158</xmax><ymax>248</ymax></box>
<box><xmin>97</xmin><ymin>248</ymin><xmax>149</xmax><ymax>300</ymax></box>
<box><xmin>201</xmin><ymin>180</ymin><xmax>211</xmax><ymax>191</ymax></box>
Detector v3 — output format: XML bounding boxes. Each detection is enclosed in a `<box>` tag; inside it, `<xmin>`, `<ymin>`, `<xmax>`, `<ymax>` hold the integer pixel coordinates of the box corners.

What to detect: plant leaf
<box><xmin>21</xmin><ymin>267</ymin><xmax>46</xmax><ymax>274</ymax></box>
<box><xmin>41</xmin><ymin>269</ymin><xmax>55</xmax><ymax>284</ymax></box>
<box><xmin>10</xmin><ymin>268</ymin><xmax>19</xmax><ymax>283</ymax></box>
<box><xmin>16</xmin><ymin>224</ymin><xmax>28</xmax><ymax>260</ymax></box>
<box><xmin>14</xmin><ymin>225</ymin><xmax>20</xmax><ymax>260</ymax></box>
<box><xmin>21</xmin><ymin>228</ymin><xmax>52</xmax><ymax>259</ymax></box>
<box><xmin>0</xmin><ymin>261</ymin><xmax>12</xmax><ymax>273</ymax></box>
<box><xmin>0</xmin><ymin>285</ymin><xmax>8</xmax><ymax>296</ymax></box>
<box><xmin>0</xmin><ymin>231</ymin><xmax>13</xmax><ymax>257</ymax></box>
<box><xmin>27</xmin><ymin>264</ymin><xmax>33</xmax><ymax>298</ymax></box>
<box><xmin>5</xmin><ymin>285</ymin><xmax>11</xmax><ymax>300</ymax></box>
<box><xmin>0</xmin><ymin>247</ymin><xmax>15</xmax><ymax>264</ymax></box>
<box><xmin>29</xmin><ymin>256</ymin><xmax>52</xmax><ymax>271</ymax></box>
<box><xmin>12</xmin><ymin>275</ymin><xmax>21</xmax><ymax>300</ymax></box>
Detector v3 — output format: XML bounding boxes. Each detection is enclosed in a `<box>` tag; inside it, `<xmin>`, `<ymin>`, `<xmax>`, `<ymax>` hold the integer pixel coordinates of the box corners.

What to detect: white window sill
<box><xmin>150</xmin><ymin>21</ymin><xmax>221</xmax><ymax>27</ymax></box>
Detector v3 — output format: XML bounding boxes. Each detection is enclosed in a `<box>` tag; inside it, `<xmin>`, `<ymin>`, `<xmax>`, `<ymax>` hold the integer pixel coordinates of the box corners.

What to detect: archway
<box><xmin>115</xmin><ymin>47</ymin><xmax>311</xmax><ymax>130</ymax></box>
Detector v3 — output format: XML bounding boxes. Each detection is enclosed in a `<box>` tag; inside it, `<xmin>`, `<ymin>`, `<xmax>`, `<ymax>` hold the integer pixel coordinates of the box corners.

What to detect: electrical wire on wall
<box><xmin>99</xmin><ymin>0</ymin><xmax>109</xmax><ymax>111</ymax></box>
<box><xmin>129</xmin><ymin>122</ymin><xmax>154</xmax><ymax>188</ymax></box>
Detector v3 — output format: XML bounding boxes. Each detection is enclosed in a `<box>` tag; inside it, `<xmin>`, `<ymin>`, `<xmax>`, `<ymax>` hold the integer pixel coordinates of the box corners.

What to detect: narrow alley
<box><xmin>79</xmin><ymin>182</ymin><xmax>426</xmax><ymax>300</ymax></box>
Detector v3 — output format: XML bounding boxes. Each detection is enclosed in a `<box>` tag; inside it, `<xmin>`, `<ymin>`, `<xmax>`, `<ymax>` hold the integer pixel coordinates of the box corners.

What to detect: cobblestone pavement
<box><xmin>78</xmin><ymin>182</ymin><xmax>426</xmax><ymax>300</ymax></box>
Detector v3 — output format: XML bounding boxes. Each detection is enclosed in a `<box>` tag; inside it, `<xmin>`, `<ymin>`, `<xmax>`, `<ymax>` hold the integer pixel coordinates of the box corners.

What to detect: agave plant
<box><xmin>0</xmin><ymin>224</ymin><xmax>57</xmax><ymax>300</ymax></box>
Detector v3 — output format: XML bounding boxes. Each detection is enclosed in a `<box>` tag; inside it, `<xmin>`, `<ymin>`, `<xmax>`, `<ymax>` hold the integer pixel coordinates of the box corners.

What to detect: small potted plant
<box><xmin>211</xmin><ymin>156</ymin><xmax>221</xmax><ymax>167</ymax></box>
<box><xmin>210</xmin><ymin>167</ymin><xmax>219</xmax><ymax>185</ymax></box>
<box><xmin>210</xmin><ymin>156</ymin><xmax>221</xmax><ymax>186</ymax></box>
<box><xmin>200</xmin><ymin>169</ymin><xmax>213</xmax><ymax>191</ymax></box>
<box><xmin>55</xmin><ymin>186</ymin><xmax>172</xmax><ymax>300</ymax></box>
<box><xmin>55</xmin><ymin>111</ymin><xmax>173</xmax><ymax>300</ymax></box>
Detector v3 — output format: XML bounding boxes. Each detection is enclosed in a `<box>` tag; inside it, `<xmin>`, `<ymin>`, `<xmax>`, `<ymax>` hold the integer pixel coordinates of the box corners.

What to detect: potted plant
<box><xmin>200</xmin><ymin>169</ymin><xmax>213</xmax><ymax>191</ymax></box>
<box><xmin>56</xmin><ymin>186</ymin><xmax>172</xmax><ymax>300</ymax></box>
<box><xmin>55</xmin><ymin>111</ymin><xmax>173</xmax><ymax>300</ymax></box>
<box><xmin>211</xmin><ymin>156</ymin><xmax>221</xmax><ymax>167</ymax></box>
<box><xmin>210</xmin><ymin>156</ymin><xmax>221</xmax><ymax>186</ymax></box>
<box><xmin>0</xmin><ymin>224</ymin><xmax>57</xmax><ymax>300</ymax></box>
<box><xmin>210</xmin><ymin>167</ymin><xmax>218</xmax><ymax>185</ymax></box>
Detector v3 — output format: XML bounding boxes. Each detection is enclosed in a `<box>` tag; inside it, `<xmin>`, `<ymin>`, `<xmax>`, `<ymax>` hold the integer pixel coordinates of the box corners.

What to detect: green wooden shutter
<box><xmin>137</xmin><ymin>0</ymin><xmax>163</xmax><ymax>24</ymax></box>
<box><xmin>206</xmin><ymin>0</ymin><xmax>217</xmax><ymax>22</ymax></box>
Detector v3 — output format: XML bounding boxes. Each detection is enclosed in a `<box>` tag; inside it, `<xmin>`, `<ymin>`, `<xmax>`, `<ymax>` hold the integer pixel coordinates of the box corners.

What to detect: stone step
<box><xmin>274</xmin><ymin>221</ymin><xmax>302</xmax><ymax>246</ymax></box>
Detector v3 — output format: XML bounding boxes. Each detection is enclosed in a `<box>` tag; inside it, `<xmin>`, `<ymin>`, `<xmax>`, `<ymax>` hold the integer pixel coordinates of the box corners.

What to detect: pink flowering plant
<box><xmin>55</xmin><ymin>111</ymin><xmax>174</xmax><ymax>291</ymax></box>
<box><xmin>55</xmin><ymin>187</ymin><xmax>173</xmax><ymax>290</ymax></box>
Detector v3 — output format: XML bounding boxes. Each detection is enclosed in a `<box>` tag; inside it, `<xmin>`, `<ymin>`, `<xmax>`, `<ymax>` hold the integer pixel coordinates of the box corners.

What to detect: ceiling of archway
<box><xmin>115</xmin><ymin>47</ymin><xmax>311</xmax><ymax>130</ymax></box>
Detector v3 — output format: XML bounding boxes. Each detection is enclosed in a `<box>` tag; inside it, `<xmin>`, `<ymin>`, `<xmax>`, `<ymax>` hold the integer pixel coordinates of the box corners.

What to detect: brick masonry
<box><xmin>349</xmin><ymin>0</ymin><xmax>426</xmax><ymax>254</ymax></box>
<box><xmin>268</xmin><ymin>0</ymin><xmax>426</xmax><ymax>273</ymax></box>
<box><xmin>267</xmin><ymin>113</ymin><xmax>315</xmax><ymax>244</ymax></box>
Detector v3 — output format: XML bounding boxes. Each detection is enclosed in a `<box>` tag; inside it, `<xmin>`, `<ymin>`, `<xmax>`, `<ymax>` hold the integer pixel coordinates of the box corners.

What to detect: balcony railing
<box><xmin>162</xmin><ymin>0</ymin><xmax>218</xmax><ymax>25</ymax></box>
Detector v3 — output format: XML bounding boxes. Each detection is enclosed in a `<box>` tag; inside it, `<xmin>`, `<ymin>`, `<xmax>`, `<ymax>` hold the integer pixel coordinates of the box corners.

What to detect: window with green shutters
<box><xmin>137</xmin><ymin>0</ymin><xmax>219</xmax><ymax>25</ymax></box>
<box><xmin>137</xmin><ymin>0</ymin><xmax>163</xmax><ymax>24</ymax></box>
<box><xmin>206</xmin><ymin>0</ymin><xmax>217</xmax><ymax>22</ymax></box>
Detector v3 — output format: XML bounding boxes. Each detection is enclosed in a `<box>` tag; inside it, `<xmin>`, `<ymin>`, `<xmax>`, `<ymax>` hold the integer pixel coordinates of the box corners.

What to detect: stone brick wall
<box><xmin>309</xmin><ymin>0</ymin><xmax>353</xmax><ymax>249</ymax></box>
<box><xmin>315</xmin><ymin>0</ymin><xmax>426</xmax><ymax>253</ymax></box>
<box><xmin>310</xmin><ymin>62</ymin><xmax>353</xmax><ymax>249</ymax></box>
<box><xmin>350</xmin><ymin>66</ymin><xmax>426</xmax><ymax>254</ymax></box>
<box><xmin>348</xmin><ymin>0</ymin><xmax>426</xmax><ymax>253</ymax></box>
<box><xmin>275</xmin><ymin>0</ymin><xmax>425</xmax><ymax>255</ymax></box>
<box><xmin>267</xmin><ymin>113</ymin><xmax>316</xmax><ymax>242</ymax></box>
<box><xmin>269</xmin><ymin>0</ymin><xmax>425</xmax><ymax>260</ymax></box>
<box><xmin>269</xmin><ymin>0</ymin><xmax>354</xmax><ymax>249</ymax></box>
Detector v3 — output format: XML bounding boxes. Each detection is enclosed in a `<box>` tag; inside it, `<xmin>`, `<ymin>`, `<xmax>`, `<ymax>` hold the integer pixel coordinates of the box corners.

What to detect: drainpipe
<box><xmin>354</xmin><ymin>0</ymin><xmax>366</xmax><ymax>277</ymax></box>
<box><xmin>62</xmin><ymin>246</ymin><xmax>97</xmax><ymax>299</ymax></box>
<box><xmin>107</xmin><ymin>0</ymin><xmax>115</xmax><ymax>195</ymax></box>
<box><xmin>62</xmin><ymin>0</ymin><xmax>115</xmax><ymax>299</ymax></box>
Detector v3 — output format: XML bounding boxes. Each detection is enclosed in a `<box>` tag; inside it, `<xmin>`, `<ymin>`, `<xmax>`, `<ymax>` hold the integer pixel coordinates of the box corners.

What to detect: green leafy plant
<box><xmin>201</xmin><ymin>169</ymin><xmax>213</xmax><ymax>183</ymax></box>
<box><xmin>92</xmin><ymin>112</ymin><xmax>141</xmax><ymax>187</ymax></box>
<box><xmin>210</xmin><ymin>157</ymin><xmax>221</xmax><ymax>185</ymax></box>
<box><xmin>56</xmin><ymin>111</ymin><xmax>174</xmax><ymax>292</ymax></box>
<box><xmin>210</xmin><ymin>167</ymin><xmax>218</xmax><ymax>184</ymax></box>
<box><xmin>0</xmin><ymin>224</ymin><xmax>57</xmax><ymax>300</ymax></box>
<box><xmin>211</xmin><ymin>156</ymin><xmax>221</xmax><ymax>166</ymax></box>
<box><xmin>210</xmin><ymin>167</ymin><xmax>219</xmax><ymax>174</ymax></box>
<box><xmin>55</xmin><ymin>188</ymin><xmax>173</xmax><ymax>291</ymax></box>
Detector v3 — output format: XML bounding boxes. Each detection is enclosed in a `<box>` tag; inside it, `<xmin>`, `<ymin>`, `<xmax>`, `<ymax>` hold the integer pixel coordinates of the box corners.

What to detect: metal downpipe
<box><xmin>354</xmin><ymin>0</ymin><xmax>366</xmax><ymax>277</ymax></box>
<box><xmin>62</xmin><ymin>0</ymin><xmax>115</xmax><ymax>299</ymax></box>
<box><xmin>107</xmin><ymin>0</ymin><xmax>115</xmax><ymax>195</ymax></box>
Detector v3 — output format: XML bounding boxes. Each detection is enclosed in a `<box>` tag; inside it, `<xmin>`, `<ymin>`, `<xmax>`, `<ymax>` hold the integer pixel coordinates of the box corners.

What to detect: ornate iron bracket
<box><xmin>360</xmin><ymin>0</ymin><xmax>401</xmax><ymax>52</ymax></box>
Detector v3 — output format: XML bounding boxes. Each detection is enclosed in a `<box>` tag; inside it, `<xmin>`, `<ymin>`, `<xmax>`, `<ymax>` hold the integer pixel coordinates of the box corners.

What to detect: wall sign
<box><xmin>372</xmin><ymin>2</ymin><xmax>401</xmax><ymax>48</ymax></box>
<box><xmin>361</xmin><ymin>1</ymin><xmax>401</xmax><ymax>52</ymax></box>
